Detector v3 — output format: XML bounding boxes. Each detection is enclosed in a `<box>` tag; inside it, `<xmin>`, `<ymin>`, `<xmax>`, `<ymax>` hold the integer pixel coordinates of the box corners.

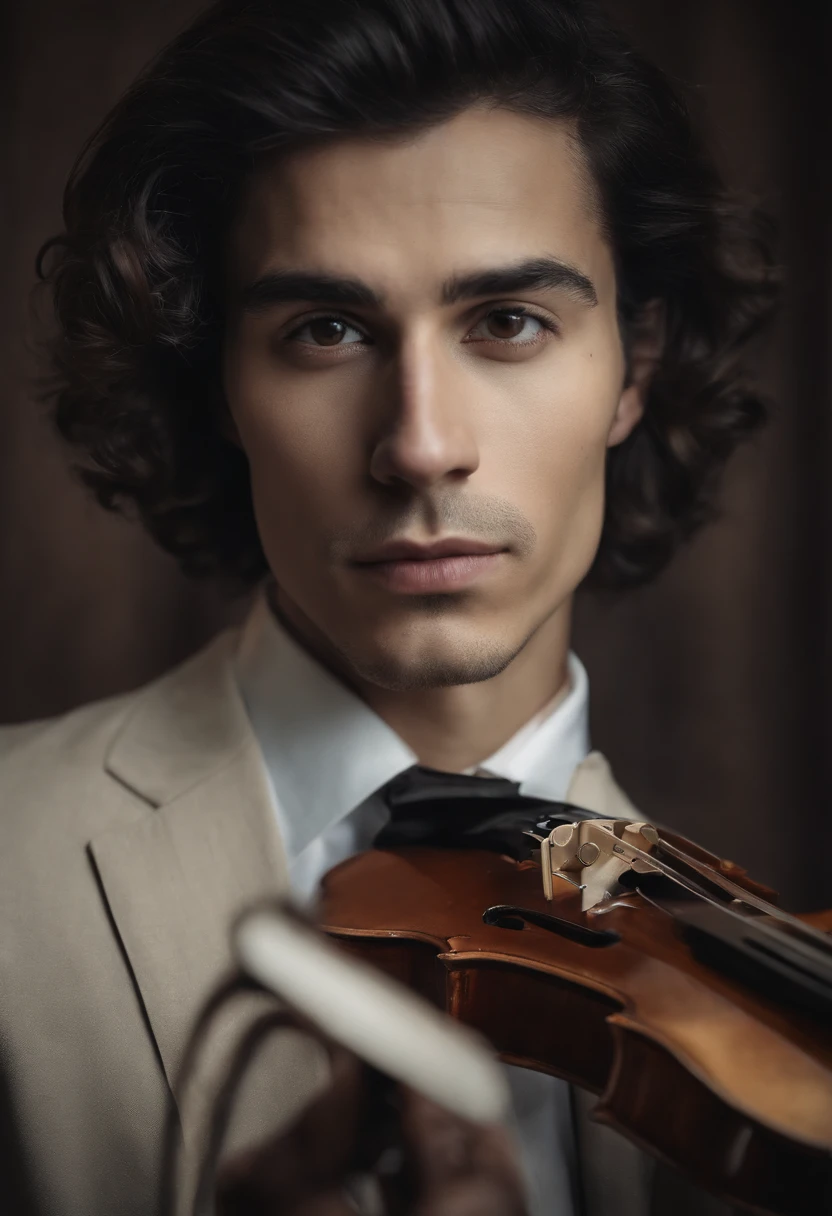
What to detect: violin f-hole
<box><xmin>482</xmin><ymin>905</ymin><xmax>620</xmax><ymax>947</ymax></box>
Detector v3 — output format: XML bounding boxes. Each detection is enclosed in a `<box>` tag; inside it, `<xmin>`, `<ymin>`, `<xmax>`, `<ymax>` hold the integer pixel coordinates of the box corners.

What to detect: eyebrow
<box><xmin>237</xmin><ymin>255</ymin><xmax>598</xmax><ymax>315</ymax></box>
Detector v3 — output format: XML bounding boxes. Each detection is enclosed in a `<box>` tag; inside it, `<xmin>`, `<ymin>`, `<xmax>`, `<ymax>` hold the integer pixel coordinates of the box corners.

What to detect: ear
<box><xmin>607</xmin><ymin>298</ymin><xmax>665</xmax><ymax>448</ymax></box>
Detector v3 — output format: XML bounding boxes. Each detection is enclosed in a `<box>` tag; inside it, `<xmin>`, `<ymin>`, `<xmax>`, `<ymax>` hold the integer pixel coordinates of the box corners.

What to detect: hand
<box><xmin>214</xmin><ymin>1046</ymin><xmax>528</xmax><ymax>1216</ymax></box>
<box><xmin>390</xmin><ymin>1085</ymin><xmax>530</xmax><ymax>1216</ymax></box>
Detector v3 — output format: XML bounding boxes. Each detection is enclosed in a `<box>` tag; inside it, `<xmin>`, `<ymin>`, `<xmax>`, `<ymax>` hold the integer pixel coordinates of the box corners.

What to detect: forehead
<box><xmin>228</xmin><ymin>106</ymin><xmax>614</xmax><ymax>303</ymax></box>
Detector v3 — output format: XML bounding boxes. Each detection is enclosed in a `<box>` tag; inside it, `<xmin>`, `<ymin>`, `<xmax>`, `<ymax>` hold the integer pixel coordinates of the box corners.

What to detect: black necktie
<box><xmin>375</xmin><ymin>763</ymin><xmax>604</xmax><ymax>860</ymax></box>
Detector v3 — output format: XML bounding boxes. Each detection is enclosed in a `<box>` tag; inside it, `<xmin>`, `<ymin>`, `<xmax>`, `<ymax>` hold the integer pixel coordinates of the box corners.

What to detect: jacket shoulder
<box><xmin>565</xmin><ymin>750</ymin><xmax>641</xmax><ymax>819</ymax></box>
<box><xmin>0</xmin><ymin>689</ymin><xmax>136</xmax><ymax>772</ymax></box>
<box><xmin>0</xmin><ymin>627</ymin><xmax>240</xmax><ymax>817</ymax></box>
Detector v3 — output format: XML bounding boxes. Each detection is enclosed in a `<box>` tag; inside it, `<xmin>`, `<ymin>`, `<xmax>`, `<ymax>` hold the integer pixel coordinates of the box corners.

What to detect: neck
<box><xmin>268</xmin><ymin>586</ymin><xmax>572</xmax><ymax>773</ymax></box>
<box><xmin>360</xmin><ymin>619</ymin><xmax>571</xmax><ymax>772</ymax></box>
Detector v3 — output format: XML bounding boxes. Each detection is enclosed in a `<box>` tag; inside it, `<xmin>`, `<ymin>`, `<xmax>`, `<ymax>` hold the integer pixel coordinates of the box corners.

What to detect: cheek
<box><xmin>492</xmin><ymin>357</ymin><xmax>620</xmax><ymax>586</ymax></box>
<box><xmin>236</xmin><ymin>405</ymin><xmax>336</xmax><ymax>591</ymax></box>
<box><xmin>226</xmin><ymin>351</ymin><xmax>354</xmax><ymax>515</ymax></box>
<box><xmin>498</xmin><ymin>360</ymin><xmax>619</xmax><ymax>514</ymax></box>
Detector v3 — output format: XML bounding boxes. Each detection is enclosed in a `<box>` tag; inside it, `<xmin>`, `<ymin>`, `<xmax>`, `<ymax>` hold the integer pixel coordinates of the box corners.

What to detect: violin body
<box><xmin>319</xmin><ymin>844</ymin><xmax>832</xmax><ymax>1216</ymax></box>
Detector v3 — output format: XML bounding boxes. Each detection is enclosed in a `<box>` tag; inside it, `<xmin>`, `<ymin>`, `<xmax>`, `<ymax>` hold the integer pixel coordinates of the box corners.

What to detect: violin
<box><xmin>316</xmin><ymin>780</ymin><xmax>832</xmax><ymax>1216</ymax></box>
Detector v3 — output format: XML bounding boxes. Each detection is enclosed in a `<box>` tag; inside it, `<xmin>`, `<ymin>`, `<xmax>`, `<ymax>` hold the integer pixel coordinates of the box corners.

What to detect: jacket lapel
<box><xmin>89</xmin><ymin>632</ymin><xmax>327</xmax><ymax>1159</ymax></box>
<box><xmin>565</xmin><ymin>750</ymin><xmax>641</xmax><ymax>821</ymax></box>
<box><xmin>91</xmin><ymin>738</ymin><xmax>288</xmax><ymax>1090</ymax></box>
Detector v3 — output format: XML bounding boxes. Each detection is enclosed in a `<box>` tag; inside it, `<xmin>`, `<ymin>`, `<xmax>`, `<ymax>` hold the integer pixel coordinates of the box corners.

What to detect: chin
<box><xmin>341</xmin><ymin>630</ymin><xmax>521</xmax><ymax>692</ymax></box>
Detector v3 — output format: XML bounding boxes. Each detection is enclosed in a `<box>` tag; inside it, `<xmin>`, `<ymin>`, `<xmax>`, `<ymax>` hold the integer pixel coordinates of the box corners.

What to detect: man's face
<box><xmin>224</xmin><ymin>107</ymin><xmax>643</xmax><ymax>691</ymax></box>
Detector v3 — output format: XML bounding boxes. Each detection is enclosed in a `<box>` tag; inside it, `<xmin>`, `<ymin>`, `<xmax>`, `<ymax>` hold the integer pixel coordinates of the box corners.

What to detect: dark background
<box><xmin>2</xmin><ymin>1</ymin><xmax>830</xmax><ymax>908</ymax></box>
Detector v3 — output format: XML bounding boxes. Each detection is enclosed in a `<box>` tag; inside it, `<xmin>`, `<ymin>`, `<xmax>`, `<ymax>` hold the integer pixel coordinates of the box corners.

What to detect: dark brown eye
<box><xmin>306</xmin><ymin>318</ymin><xmax>349</xmax><ymax>346</ymax></box>
<box><xmin>486</xmin><ymin>310</ymin><xmax>528</xmax><ymax>339</ymax></box>
<box><xmin>285</xmin><ymin>315</ymin><xmax>366</xmax><ymax>348</ymax></box>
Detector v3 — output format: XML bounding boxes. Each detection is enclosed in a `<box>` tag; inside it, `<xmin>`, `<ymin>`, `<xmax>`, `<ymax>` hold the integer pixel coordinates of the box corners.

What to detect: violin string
<box><xmin>653</xmin><ymin>837</ymin><xmax>832</xmax><ymax>954</ymax></box>
<box><xmin>595</xmin><ymin>839</ymin><xmax>736</xmax><ymax>911</ymax></box>
<box><xmin>606</xmin><ymin>835</ymin><xmax>832</xmax><ymax>959</ymax></box>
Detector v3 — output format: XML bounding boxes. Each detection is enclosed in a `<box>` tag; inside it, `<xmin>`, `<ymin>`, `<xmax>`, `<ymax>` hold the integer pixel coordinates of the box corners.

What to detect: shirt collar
<box><xmin>235</xmin><ymin>591</ymin><xmax>590</xmax><ymax>860</ymax></box>
<box><xmin>469</xmin><ymin>652</ymin><xmax>590</xmax><ymax>801</ymax></box>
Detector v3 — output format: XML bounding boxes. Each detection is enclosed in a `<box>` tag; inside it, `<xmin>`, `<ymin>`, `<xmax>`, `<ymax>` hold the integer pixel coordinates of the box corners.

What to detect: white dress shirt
<box><xmin>235</xmin><ymin>591</ymin><xmax>591</xmax><ymax>1216</ymax></box>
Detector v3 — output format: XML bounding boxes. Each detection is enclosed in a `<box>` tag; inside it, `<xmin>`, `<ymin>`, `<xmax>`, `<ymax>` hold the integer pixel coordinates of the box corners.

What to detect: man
<box><xmin>0</xmin><ymin>1</ymin><xmax>776</xmax><ymax>1214</ymax></box>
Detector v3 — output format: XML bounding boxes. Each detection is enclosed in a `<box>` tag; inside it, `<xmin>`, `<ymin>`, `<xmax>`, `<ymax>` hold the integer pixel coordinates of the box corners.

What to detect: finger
<box><xmin>291</xmin><ymin>1190</ymin><xmax>366</xmax><ymax>1216</ymax></box>
<box><xmin>465</xmin><ymin>1122</ymin><xmax>528</xmax><ymax>1192</ymax></box>
<box><xmin>398</xmin><ymin>1090</ymin><xmax>479</xmax><ymax>1187</ymax></box>
<box><xmin>397</xmin><ymin>1090</ymin><xmax>528</xmax><ymax>1215</ymax></box>
<box><xmin>222</xmin><ymin>1186</ymin><xmax>363</xmax><ymax>1216</ymax></box>
<box><xmin>216</xmin><ymin>1047</ymin><xmax>368</xmax><ymax>1212</ymax></box>
<box><xmin>415</xmin><ymin>1175</ymin><xmax>529</xmax><ymax>1216</ymax></box>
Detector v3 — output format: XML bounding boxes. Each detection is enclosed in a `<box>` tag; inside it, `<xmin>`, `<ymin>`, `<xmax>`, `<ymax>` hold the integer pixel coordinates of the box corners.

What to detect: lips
<box><xmin>353</xmin><ymin>538</ymin><xmax>505</xmax><ymax>564</ymax></box>
<box><xmin>349</xmin><ymin>536</ymin><xmax>508</xmax><ymax>594</ymax></box>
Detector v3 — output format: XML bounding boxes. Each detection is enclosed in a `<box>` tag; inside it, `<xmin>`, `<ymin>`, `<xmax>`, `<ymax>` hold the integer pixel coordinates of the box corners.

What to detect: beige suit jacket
<box><xmin>0</xmin><ymin>627</ymin><xmax>729</xmax><ymax>1216</ymax></box>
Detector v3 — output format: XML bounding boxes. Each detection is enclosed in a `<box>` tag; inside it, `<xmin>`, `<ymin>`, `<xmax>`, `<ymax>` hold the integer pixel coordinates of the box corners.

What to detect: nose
<box><xmin>369</xmin><ymin>331</ymin><xmax>480</xmax><ymax>491</ymax></box>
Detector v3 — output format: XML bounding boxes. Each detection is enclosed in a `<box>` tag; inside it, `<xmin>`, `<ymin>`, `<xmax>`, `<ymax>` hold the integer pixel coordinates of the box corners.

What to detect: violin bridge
<box><xmin>534</xmin><ymin>820</ymin><xmax>661</xmax><ymax>910</ymax></box>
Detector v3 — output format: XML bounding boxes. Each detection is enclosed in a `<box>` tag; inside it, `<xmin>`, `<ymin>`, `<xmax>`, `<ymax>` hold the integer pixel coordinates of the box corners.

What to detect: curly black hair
<box><xmin>37</xmin><ymin>0</ymin><xmax>779</xmax><ymax>590</ymax></box>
